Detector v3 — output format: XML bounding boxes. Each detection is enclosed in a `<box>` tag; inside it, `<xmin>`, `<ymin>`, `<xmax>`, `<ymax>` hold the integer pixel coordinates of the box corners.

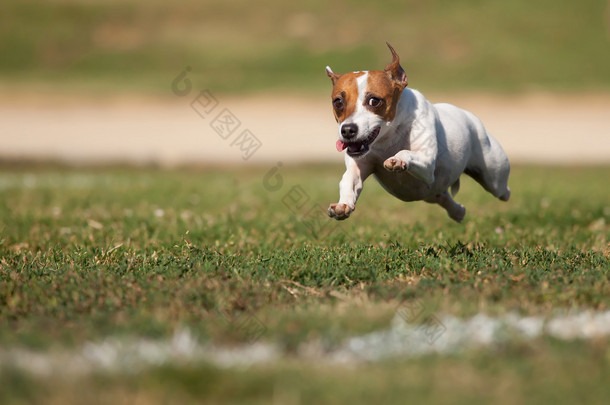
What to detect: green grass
<box><xmin>1</xmin><ymin>0</ymin><xmax>609</xmax><ymax>94</ymax></box>
<box><xmin>0</xmin><ymin>164</ymin><xmax>609</xmax><ymax>403</ymax></box>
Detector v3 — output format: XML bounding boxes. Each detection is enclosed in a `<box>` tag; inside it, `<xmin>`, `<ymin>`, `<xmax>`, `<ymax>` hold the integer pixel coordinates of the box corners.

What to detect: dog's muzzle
<box><xmin>336</xmin><ymin>126</ymin><xmax>381</xmax><ymax>157</ymax></box>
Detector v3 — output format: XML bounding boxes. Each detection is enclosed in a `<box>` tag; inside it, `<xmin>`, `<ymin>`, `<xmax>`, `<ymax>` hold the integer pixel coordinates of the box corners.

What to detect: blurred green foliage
<box><xmin>0</xmin><ymin>0</ymin><xmax>609</xmax><ymax>93</ymax></box>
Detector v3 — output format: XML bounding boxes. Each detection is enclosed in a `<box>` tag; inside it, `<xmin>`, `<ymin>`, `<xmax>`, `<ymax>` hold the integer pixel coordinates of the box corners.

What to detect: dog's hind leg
<box><xmin>425</xmin><ymin>191</ymin><xmax>466</xmax><ymax>223</ymax></box>
<box><xmin>466</xmin><ymin>131</ymin><xmax>511</xmax><ymax>202</ymax></box>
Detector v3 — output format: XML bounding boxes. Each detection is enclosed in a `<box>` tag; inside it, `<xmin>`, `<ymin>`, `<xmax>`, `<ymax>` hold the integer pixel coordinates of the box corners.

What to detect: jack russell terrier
<box><xmin>326</xmin><ymin>43</ymin><xmax>511</xmax><ymax>223</ymax></box>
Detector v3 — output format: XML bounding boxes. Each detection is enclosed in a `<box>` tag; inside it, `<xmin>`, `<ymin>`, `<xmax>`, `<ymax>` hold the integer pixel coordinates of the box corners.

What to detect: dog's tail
<box><xmin>450</xmin><ymin>178</ymin><xmax>460</xmax><ymax>197</ymax></box>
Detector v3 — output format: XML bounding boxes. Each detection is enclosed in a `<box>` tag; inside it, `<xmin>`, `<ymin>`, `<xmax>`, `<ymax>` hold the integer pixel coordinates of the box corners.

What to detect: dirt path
<box><xmin>1</xmin><ymin>92</ymin><xmax>609</xmax><ymax>166</ymax></box>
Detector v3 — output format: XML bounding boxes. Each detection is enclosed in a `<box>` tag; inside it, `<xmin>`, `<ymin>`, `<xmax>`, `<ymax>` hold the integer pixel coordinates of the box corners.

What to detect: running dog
<box><xmin>326</xmin><ymin>43</ymin><xmax>511</xmax><ymax>222</ymax></box>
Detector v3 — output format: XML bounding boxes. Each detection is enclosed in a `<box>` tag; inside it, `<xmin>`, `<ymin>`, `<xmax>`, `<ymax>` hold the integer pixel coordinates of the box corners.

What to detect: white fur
<box><xmin>328</xmin><ymin>85</ymin><xmax>511</xmax><ymax>223</ymax></box>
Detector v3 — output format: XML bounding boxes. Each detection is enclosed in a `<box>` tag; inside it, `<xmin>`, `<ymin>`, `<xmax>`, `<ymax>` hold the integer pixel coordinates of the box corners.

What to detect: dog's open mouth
<box><xmin>336</xmin><ymin>126</ymin><xmax>381</xmax><ymax>157</ymax></box>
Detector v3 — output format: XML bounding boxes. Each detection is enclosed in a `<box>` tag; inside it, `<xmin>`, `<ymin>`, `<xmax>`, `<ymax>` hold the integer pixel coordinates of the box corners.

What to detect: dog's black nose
<box><xmin>341</xmin><ymin>123</ymin><xmax>358</xmax><ymax>139</ymax></box>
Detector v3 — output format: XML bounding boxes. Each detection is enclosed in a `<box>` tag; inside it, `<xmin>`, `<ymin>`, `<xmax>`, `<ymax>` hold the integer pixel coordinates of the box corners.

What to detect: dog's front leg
<box><xmin>328</xmin><ymin>158</ymin><xmax>373</xmax><ymax>220</ymax></box>
<box><xmin>384</xmin><ymin>148</ymin><xmax>437</xmax><ymax>184</ymax></box>
<box><xmin>384</xmin><ymin>107</ymin><xmax>438</xmax><ymax>185</ymax></box>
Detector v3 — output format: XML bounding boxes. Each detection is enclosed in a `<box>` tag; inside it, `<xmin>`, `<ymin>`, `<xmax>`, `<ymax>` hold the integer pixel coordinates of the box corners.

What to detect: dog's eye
<box><xmin>368</xmin><ymin>97</ymin><xmax>383</xmax><ymax>108</ymax></box>
<box><xmin>333</xmin><ymin>98</ymin><xmax>344</xmax><ymax>110</ymax></box>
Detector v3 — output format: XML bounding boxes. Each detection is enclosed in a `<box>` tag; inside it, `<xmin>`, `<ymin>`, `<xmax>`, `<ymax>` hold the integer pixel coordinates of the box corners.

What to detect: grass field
<box><xmin>0</xmin><ymin>164</ymin><xmax>608</xmax><ymax>404</ymax></box>
<box><xmin>1</xmin><ymin>0</ymin><xmax>609</xmax><ymax>94</ymax></box>
<box><xmin>2</xmin><ymin>1</ymin><xmax>609</xmax><ymax>403</ymax></box>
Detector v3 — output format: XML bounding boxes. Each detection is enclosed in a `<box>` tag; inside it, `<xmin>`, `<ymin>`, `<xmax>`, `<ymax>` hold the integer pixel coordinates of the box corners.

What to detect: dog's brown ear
<box><xmin>325</xmin><ymin>66</ymin><xmax>341</xmax><ymax>84</ymax></box>
<box><xmin>384</xmin><ymin>42</ymin><xmax>408</xmax><ymax>88</ymax></box>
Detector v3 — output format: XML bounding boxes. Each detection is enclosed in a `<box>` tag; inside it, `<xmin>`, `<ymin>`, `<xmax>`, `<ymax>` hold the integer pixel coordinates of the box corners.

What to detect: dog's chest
<box><xmin>364</xmin><ymin>129</ymin><xmax>433</xmax><ymax>202</ymax></box>
<box><xmin>372</xmin><ymin>166</ymin><xmax>432</xmax><ymax>202</ymax></box>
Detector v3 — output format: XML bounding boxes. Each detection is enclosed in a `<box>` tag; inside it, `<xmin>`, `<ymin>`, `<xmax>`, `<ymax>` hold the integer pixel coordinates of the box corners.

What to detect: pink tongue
<box><xmin>336</xmin><ymin>140</ymin><xmax>347</xmax><ymax>152</ymax></box>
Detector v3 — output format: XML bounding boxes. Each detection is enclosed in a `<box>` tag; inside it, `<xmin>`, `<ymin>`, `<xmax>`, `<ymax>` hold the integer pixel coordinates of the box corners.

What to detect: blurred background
<box><xmin>1</xmin><ymin>0</ymin><xmax>609</xmax><ymax>165</ymax></box>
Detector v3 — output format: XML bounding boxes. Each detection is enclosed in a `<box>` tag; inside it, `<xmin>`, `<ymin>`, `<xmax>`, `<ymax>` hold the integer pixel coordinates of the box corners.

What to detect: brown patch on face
<box><xmin>365</xmin><ymin>70</ymin><xmax>406</xmax><ymax>122</ymax></box>
<box><xmin>327</xmin><ymin>43</ymin><xmax>408</xmax><ymax>124</ymax></box>
<box><xmin>329</xmin><ymin>71</ymin><xmax>365</xmax><ymax>123</ymax></box>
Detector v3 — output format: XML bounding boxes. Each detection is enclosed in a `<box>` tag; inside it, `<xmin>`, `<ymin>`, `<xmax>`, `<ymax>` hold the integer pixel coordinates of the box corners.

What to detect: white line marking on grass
<box><xmin>0</xmin><ymin>329</ymin><xmax>279</xmax><ymax>377</ymax></box>
<box><xmin>1</xmin><ymin>310</ymin><xmax>609</xmax><ymax>376</ymax></box>
<box><xmin>334</xmin><ymin>310</ymin><xmax>610</xmax><ymax>362</ymax></box>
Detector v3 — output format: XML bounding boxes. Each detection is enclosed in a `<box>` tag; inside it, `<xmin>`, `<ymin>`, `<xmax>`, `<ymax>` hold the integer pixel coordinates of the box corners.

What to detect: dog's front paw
<box><xmin>328</xmin><ymin>203</ymin><xmax>353</xmax><ymax>220</ymax></box>
<box><xmin>383</xmin><ymin>157</ymin><xmax>408</xmax><ymax>171</ymax></box>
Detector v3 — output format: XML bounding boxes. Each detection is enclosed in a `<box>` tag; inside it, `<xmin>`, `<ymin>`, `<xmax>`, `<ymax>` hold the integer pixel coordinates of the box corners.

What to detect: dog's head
<box><xmin>326</xmin><ymin>42</ymin><xmax>408</xmax><ymax>158</ymax></box>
